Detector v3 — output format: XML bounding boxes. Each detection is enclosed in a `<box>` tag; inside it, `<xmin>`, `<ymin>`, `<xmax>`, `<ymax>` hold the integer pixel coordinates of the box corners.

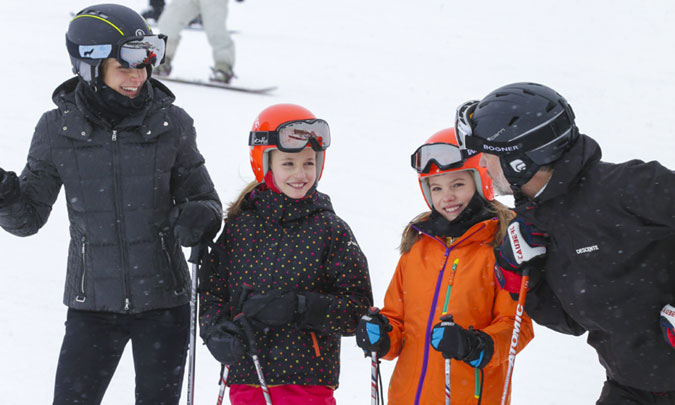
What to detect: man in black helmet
<box><xmin>0</xmin><ymin>4</ymin><xmax>221</xmax><ymax>404</ymax></box>
<box><xmin>455</xmin><ymin>82</ymin><xmax>675</xmax><ymax>404</ymax></box>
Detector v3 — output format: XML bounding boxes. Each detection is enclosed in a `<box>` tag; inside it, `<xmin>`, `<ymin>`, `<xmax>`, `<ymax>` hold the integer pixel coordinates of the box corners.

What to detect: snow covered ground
<box><xmin>1</xmin><ymin>0</ymin><xmax>674</xmax><ymax>403</ymax></box>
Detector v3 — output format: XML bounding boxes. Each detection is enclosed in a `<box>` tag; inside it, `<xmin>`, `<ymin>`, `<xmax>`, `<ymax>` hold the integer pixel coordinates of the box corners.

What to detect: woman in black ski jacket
<box><xmin>199</xmin><ymin>103</ymin><xmax>373</xmax><ymax>405</ymax></box>
<box><xmin>0</xmin><ymin>5</ymin><xmax>221</xmax><ymax>404</ymax></box>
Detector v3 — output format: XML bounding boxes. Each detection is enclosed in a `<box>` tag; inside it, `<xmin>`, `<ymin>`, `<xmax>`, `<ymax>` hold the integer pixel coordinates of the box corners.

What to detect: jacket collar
<box><xmin>52</xmin><ymin>77</ymin><xmax>176</xmax><ymax>141</ymax></box>
<box><xmin>247</xmin><ymin>184</ymin><xmax>334</xmax><ymax>224</ymax></box>
<box><xmin>413</xmin><ymin>216</ymin><xmax>498</xmax><ymax>248</ymax></box>
<box><xmin>515</xmin><ymin>134</ymin><xmax>602</xmax><ymax>213</ymax></box>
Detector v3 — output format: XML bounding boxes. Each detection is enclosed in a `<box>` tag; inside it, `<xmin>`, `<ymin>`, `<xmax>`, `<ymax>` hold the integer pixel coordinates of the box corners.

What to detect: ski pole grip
<box><xmin>188</xmin><ymin>242</ymin><xmax>206</xmax><ymax>264</ymax></box>
<box><xmin>233</xmin><ymin>313</ymin><xmax>259</xmax><ymax>355</ymax></box>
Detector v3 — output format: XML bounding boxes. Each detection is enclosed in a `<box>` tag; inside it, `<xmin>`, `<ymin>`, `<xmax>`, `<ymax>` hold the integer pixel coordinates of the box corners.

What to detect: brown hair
<box><xmin>226</xmin><ymin>180</ymin><xmax>259</xmax><ymax>220</ymax></box>
<box><xmin>398</xmin><ymin>199</ymin><xmax>515</xmax><ymax>254</ymax></box>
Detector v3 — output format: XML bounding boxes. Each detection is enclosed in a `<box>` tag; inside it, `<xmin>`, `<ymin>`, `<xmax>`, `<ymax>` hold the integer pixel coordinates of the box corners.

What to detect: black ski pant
<box><xmin>597</xmin><ymin>379</ymin><xmax>675</xmax><ymax>405</ymax></box>
<box><xmin>53</xmin><ymin>304</ymin><xmax>190</xmax><ymax>405</ymax></box>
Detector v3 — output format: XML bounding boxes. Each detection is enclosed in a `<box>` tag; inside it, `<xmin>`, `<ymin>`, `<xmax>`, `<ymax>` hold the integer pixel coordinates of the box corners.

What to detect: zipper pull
<box><xmin>124</xmin><ymin>298</ymin><xmax>130</xmax><ymax>311</ymax></box>
<box><xmin>112</xmin><ymin>129</ymin><xmax>117</xmax><ymax>142</ymax></box>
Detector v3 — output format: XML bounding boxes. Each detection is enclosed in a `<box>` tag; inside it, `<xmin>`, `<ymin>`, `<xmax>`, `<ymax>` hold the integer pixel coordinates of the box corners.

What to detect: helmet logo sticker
<box><xmin>135</xmin><ymin>29</ymin><xmax>145</xmax><ymax>36</ymax></box>
<box><xmin>509</xmin><ymin>159</ymin><xmax>527</xmax><ymax>172</ymax></box>
<box><xmin>78</xmin><ymin>44</ymin><xmax>112</xmax><ymax>59</ymax></box>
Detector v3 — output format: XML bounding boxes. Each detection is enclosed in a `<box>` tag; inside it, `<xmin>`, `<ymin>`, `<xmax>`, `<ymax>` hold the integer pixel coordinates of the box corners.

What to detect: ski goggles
<box><xmin>410</xmin><ymin>142</ymin><xmax>478</xmax><ymax>173</ymax></box>
<box><xmin>454</xmin><ymin>99</ymin><xmax>574</xmax><ymax>164</ymax></box>
<box><xmin>67</xmin><ymin>34</ymin><xmax>167</xmax><ymax>69</ymax></box>
<box><xmin>249</xmin><ymin>119</ymin><xmax>331</xmax><ymax>152</ymax></box>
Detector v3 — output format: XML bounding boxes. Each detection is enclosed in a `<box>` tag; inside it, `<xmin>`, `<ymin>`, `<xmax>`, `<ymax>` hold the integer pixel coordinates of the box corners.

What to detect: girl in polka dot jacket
<box><xmin>199</xmin><ymin>104</ymin><xmax>374</xmax><ymax>405</ymax></box>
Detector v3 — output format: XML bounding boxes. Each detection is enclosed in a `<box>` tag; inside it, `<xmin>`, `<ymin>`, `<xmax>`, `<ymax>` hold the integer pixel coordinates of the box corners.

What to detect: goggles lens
<box><xmin>249</xmin><ymin>119</ymin><xmax>331</xmax><ymax>151</ymax></box>
<box><xmin>411</xmin><ymin>142</ymin><xmax>476</xmax><ymax>173</ymax></box>
<box><xmin>119</xmin><ymin>35</ymin><xmax>166</xmax><ymax>68</ymax></box>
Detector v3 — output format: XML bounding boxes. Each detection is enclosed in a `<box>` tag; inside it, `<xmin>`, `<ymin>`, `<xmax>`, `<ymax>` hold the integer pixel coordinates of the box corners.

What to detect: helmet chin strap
<box><xmin>500</xmin><ymin>154</ymin><xmax>540</xmax><ymax>188</ymax></box>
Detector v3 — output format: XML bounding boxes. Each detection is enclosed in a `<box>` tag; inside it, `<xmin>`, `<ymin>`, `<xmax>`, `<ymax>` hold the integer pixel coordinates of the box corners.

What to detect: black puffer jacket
<box><xmin>0</xmin><ymin>77</ymin><xmax>221</xmax><ymax>313</ymax></box>
<box><xmin>199</xmin><ymin>185</ymin><xmax>373</xmax><ymax>387</ymax></box>
<box><xmin>516</xmin><ymin>134</ymin><xmax>675</xmax><ymax>391</ymax></box>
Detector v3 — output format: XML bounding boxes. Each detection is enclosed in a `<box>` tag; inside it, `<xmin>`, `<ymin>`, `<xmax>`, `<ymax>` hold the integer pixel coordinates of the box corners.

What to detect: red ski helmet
<box><xmin>411</xmin><ymin>127</ymin><xmax>494</xmax><ymax>209</ymax></box>
<box><xmin>249</xmin><ymin>103</ymin><xmax>329</xmax><ymax>183</ymax></box>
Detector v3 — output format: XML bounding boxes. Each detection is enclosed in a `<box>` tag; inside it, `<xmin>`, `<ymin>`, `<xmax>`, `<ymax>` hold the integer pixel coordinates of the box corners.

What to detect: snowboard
<box><xmin>157</xmin><ymin>76</ymin><xmax>277</xmax><ymax>94</ymax></box>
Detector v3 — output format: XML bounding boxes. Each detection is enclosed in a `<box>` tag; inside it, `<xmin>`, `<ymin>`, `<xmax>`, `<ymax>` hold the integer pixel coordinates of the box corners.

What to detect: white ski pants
<box><xmin>158</xmin><ymin>0</ymin><xmax>235</xmax><ymax>70</ymax></box>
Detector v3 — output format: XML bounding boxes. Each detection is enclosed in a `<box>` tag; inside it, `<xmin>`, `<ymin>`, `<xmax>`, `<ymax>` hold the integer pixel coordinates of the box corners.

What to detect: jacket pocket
<box><xmin>75</xmin><ymin>235</ymin><xmax>87</xmax><ymax>303</ymax></box>
<box><xmin>159</xmin><ymin>231</ymin><xmax>185</xmax><ymax>295</ymax></box>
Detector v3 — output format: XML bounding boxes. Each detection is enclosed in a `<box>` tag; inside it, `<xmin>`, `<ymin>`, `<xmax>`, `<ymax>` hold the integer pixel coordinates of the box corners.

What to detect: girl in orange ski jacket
<box><xmin>356</xmin><ymin>128</ymin><xmax>533</xmax><ymax>404</ymax></box>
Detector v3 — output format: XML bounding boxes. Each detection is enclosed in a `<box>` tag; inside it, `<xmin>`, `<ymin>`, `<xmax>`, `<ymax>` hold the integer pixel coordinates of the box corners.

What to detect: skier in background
<box><xmin>156</xmin><ymin>0</ymin><xmax>237</xmax><ymax>83</ymax></box>
<box><xmin>141</xmin><ymin>0</ymin><xmax>166</xmax><ymax>21</ymax></box>
<box><xmin>355</xmin><ymin>128</ymin><xmax>533</xmax><ymax>404</ymax></box>
<box><xmin>199</xmin><ymin>103</ymin><xmax>373</xmax><ymax>404</ymax></box>
<box><xmin>0</xmin><ymin>5</ymin><xmax>221</xmax><ymax>403</ymax></box>
<box><xmin>456</xmin><ymin>82</ymin><xmax>675</xmax><ymax>404</ymax></box>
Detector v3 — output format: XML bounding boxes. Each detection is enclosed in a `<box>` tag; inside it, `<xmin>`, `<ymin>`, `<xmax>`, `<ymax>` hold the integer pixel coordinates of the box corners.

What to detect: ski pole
<box><xmin>216</xmin><ymin>364</ymin><xmax>230</xmax><ymax>405</ymax></box>
<box><xmin>441</xmin><ymin>259</ymin><xmax>458</xmax><ymax>405</ymax></box>
<box><xmin>187</xmin><ymin>244</ymin><xmax>205</xmax><ymax>405</ymax></box>
<box><xmin>216</xmin><ymin>283</ymin><xmax>253</xmax><ymax>405</ymax></box>
<box><xmin>371</xmin><ymin>351</ymin><xmax>378</xmax><ymax>405</ymax></box>
<box><xmin>500</xmin><ymin>269</ymin><xmax>530</xmax><ymax>405</ymax></box>
<box><xmin>234</xmin><ymin>313</ymin><xmax>273</xmax><ymax>405</ymax></box>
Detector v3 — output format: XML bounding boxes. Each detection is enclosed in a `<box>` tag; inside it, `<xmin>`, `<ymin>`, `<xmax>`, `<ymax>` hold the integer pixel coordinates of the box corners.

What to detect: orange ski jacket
<box><xmin>380</xmin><ymin>217</ymin><xmax>534</xmax><ymax>405</ymax></box>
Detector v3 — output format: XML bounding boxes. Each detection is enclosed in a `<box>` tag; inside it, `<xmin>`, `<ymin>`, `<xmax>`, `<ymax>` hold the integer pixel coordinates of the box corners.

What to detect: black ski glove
<box><xmin>355</xmin><ymin>308</ymin><xmax>392</xmax><ymax>358</ymax></box>
<box><xmin>430</xmin><ymin>315</ymin><xmax>494</xmax><ymax>369</ymax></box>
<box><xmin>241</xmin><ymin>291</ymin><xmax>298</xmax><ymax>328</ymax></box>
<box><xmin>204</xmin><ymin>319</ymin><xmax>245</xmax><ymax>365</ymax></box>
<box><xmin>171</xmin><ymin>203</ymin><xmax>221</xmax><ymax>247</ymax></box>
<box><xmin>0</xmin><ymin>168</ymin><xmax>20</xmax><ymax>206</ymax></box>
<box><xmin>493</xmin><ymin>217</ymin><xmax>547</xmax><ymax>295</ymax></box>
<box><xmin>241</xmin><ymin>291</ymin><xmax>332</xmax><ymax>331</ymax></box>
<box><xmin>296</xmin><ymin>292</ymin><xmax>332</xmax><ymax>330</ymax></box>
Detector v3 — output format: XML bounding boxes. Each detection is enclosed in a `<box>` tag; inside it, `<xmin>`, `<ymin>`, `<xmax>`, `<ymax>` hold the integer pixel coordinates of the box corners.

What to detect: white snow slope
<box><xmin>1</xmin><ymin>0</ymin><xmax>674</xmax><ymax>403</ymax></box>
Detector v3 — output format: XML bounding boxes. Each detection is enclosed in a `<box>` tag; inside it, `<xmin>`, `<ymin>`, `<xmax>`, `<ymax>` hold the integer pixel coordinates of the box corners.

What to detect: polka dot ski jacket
<box><xmin>199</xmin><ymin>185</ymin><xmax>373</xmax><ymax>387</ymax></box>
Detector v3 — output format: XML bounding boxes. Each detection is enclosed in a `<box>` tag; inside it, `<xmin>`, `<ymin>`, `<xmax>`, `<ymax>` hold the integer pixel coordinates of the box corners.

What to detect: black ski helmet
<box><xmin>456</xmin><ymin>82</ymin><xmax>578</xmax><ymax>186</ymax></box>
<box><xmin>66</xmin><ymin>4</ymin><xmax>165</xmax><ymax>84</ymax></box>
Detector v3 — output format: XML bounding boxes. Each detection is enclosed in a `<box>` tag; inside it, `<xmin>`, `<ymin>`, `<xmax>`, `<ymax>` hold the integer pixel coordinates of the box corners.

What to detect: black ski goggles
<box><xmin>410</xmin><ymin>142</ymin><xmax>477</xmax><ymax>174</ymax></box>
<box><xmin>454</xmin><ymin>99</ymin><xmax>574</xmax><ymax>164</ymax></box>
<box><xmin>67</xmin><ymin>34</ymin><xmax>167</xmax><ymax>69</ymax></box>
<box><xmin>249</xmin><ymin>119</ymin><xmax>331</xmax><ymax>152</ymax></box>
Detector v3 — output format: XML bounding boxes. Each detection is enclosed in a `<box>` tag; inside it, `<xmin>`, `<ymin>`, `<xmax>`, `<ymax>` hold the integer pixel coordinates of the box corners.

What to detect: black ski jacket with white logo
<box><xmin>199</xmin><ymin>185</ymin><xmax>373</xmax><ymax>387</ymax></box>
<box><xmin>515</xmin><ymin>134</ymin><xmax>675</xmax><ymax>391</ymax></box>
<box><xmin>0</xmin><ymin>77</ymin><xmax>221</xmax><ymax>313</ymax></box>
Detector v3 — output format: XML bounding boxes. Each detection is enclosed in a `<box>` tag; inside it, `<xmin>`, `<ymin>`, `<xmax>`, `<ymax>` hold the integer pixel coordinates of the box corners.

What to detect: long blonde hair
<box><xmin>226</xmin><ymin>180</ymin><xmax>260</xmax><ymax>220</ymax></box>
<box><xmin>398</xmin><ymin>199</ymin><xmax>514</xmax><ymax>254</ymax></box>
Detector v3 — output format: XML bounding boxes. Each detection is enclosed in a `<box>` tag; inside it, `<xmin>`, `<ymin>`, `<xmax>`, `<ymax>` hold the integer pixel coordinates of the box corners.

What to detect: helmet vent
<box><xmin>545</xmin><ymin>101</ymin><xmax>556</xmax><ymax>112</ymax></box>
<box><xmin>508</xmin><ymin>116</ymin><xmax>519</xmax><ymax>127</ymax></box>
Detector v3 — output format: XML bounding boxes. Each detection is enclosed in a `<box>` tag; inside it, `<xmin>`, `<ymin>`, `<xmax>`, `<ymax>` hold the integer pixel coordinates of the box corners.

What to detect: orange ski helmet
<box><xmin>411</xmin><ymin>127</ymin><xmax>494</xmax><ymax>209</ymax></box>
<box><xmin>249</xmin><ymin>103</ymin><xmax>329</xmax><ymax>183</ymax></box>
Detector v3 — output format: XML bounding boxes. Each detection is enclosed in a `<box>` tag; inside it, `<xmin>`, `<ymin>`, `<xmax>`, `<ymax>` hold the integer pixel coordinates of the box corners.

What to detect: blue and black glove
<box><xmin>0</xmin><ymin>168</ymin><xmax>20</xmax><ymax>206</ymax></box>
<box><xmin>204</xmin><ymin>319</ymin><xmax>245</xmax><ymax>365</ymax></box>
<box><xmin>355</xmin><ymin>308</ymin><xmax>392</xmax><ymax>358</ymax></box>
<box><xmin>430</xmin><ymin>315</ymin><xmax>493</xmax><ymax>369</ymax></box>
<box><xmin>494</xmin><ymin>217</ymin><xmax>547</xmax><ymax>294</ymax></box>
